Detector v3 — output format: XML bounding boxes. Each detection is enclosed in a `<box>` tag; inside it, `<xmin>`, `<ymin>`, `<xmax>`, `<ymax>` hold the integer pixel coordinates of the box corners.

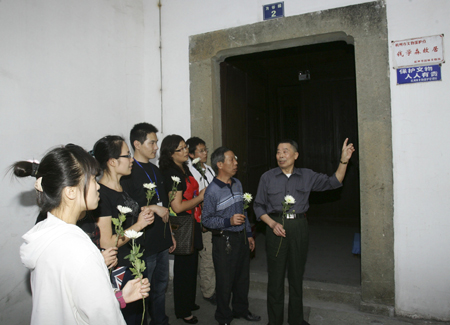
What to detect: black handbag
<box><xmin>169</xmin><ymin>213</ymin><xmax>195</xmax><ymax>255</ymax></box>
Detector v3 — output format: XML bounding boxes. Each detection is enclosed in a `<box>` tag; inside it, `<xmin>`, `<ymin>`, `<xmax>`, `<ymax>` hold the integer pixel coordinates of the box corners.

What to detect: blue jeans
<box><xmin>145</xmin><ymin>249</ymin><xmax>170</xmax><ymax>325</ymax></box>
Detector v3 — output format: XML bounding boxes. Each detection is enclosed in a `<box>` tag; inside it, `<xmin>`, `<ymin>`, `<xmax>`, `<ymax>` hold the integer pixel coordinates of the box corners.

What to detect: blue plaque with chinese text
<box><xmin>263</xmin><ymin>2</ymin><xmax>284</xmax><ymax>20</ymax></box>
<box><xmin>397</xmin><ymin>64</ymin><xmax>441</xmax><ymax>85</ymax></box>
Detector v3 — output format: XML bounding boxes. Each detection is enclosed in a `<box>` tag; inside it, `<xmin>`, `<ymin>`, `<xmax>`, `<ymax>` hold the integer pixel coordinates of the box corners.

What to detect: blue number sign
<box><xmin>397</xmin><ymin>64</ymin><xmax>441</xmax><ymax>85</ymax></box>
<box><xmin>263</xmin><ymin>2</ymin><xmax>284</xmax><ymax>20</ymax></box>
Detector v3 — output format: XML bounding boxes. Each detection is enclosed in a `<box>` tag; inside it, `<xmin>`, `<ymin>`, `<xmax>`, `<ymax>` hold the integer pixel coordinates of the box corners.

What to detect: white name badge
<box><xmin>157</xmin><ymin>202</ymin><xmax>163</xmax><ymax>207</ymax></box>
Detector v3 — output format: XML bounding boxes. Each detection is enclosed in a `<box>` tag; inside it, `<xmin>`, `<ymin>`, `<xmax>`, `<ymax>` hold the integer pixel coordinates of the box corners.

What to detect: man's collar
<box><xmin>275</xmin><ymin>166</ymin><xmax>302</xmax><ymax>176</ymax></box>
<box><xmin>213</xmin><ymin>177</ymin><xmax>236</xmax><ymax>188</ymax></box>
<box><xmin>134</xmin><ymin>157</ymin><xmax>149</xmax><ymax>165</ymax></box>
<box><xmin>133</xmin><ymin>155</ymin><xmax>150</xmax><ymax>164</ymax></box>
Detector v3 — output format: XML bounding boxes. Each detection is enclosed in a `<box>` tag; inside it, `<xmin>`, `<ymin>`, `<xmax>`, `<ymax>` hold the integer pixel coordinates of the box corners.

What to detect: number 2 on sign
<box><xmin>271</xmin><ymin>10</ymin><xmax>276</xmax><ymax>17</ymax></box>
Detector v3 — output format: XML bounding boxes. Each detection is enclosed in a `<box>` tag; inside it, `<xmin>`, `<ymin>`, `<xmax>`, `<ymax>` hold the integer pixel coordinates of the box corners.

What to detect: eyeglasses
<box><xmin>196</xmin><ymin>148</ymin><xmax>208</xmax><ymax>154</ymax></box>
<box><xmin>174</xmin><ymin>146</ymin><xmax>189</xmax><ymax>152</ymax></box>
<box><xmin>118</xmin><ymin>154</ymin><xmax>132</xmax><ymax>159</ymax></box>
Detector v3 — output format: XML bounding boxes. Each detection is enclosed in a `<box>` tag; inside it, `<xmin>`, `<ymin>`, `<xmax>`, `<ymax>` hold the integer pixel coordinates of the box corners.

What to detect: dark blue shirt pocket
<box><xmin>267</xmin><ymin>188</ymin><xmax>285</xmax><ymax>209</ymax></box>
<box><xmin>294</xmin><ymin>189</ymin><xmax>310</xmax><ymax>208</ymax></box>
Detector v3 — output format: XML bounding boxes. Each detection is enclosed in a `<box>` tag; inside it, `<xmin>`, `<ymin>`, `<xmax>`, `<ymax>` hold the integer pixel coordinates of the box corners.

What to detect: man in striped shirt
<box><xmin>202</xmin><ymin>147</ymin><xmax>260</xmax><ymax>325</ymax></box>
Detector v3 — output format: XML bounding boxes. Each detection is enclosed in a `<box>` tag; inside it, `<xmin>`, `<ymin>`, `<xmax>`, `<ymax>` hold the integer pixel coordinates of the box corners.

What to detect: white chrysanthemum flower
<box><xmin>117</xmin><ymin>205</ymin><xmax>132</xmax><ymax>214</ymax></box>
<box><xmin>124</xmin><ymin>229</ymin><xmax>143</xmax><ymax>239</ymax></box>
<box><xmin>192</xmin><ymin>157</ymin><xmax>200</xmax><ymax>164</ymax></box>
<box><xmin>143</xmin><ymin>182</ymin><xmax>157</xmax><ymax>190</ymax></box>
<box><xmin>171</xmin><ymin>176</ymin><xmax>181</xmax><ymax>184</ymax></box>
<box><xmin>284</xmin><ymin>195</ymin><xmax>296</xmax><ymax>204</ymax></box>
<box><xmin>243</xmin><ymin>193</ymin><xmax>253</xmax><ymax>203</ymax></box>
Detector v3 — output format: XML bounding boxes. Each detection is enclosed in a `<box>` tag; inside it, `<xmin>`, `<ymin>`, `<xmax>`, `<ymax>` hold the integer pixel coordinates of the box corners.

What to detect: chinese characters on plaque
<box><xmin>397</xmin><ymin>65</ymin><xmax>441</xmax><ymax>85</ymax></box>
<box><xmin>392</xmin><ymin>34</ymin><xmax>444</xmax><ymax>85</ymax></box>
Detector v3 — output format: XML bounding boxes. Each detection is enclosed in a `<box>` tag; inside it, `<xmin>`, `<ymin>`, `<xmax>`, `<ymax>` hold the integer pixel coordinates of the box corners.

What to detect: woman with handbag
<box><xmin>159</xmin><ymin>134</ymin><xmax>205</xmax><ymax>324</ymax></box>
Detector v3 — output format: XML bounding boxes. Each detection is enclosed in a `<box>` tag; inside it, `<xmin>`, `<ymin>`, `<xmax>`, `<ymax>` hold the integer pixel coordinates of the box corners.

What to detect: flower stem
<box><xmin>141</xmin><ymin>278</ymin><xmax>145</xmax><ymax>325</ymax></box>
<box><xmin>243</xmin><ymin>209</ymin><xmax>247</xmax><ymax>245</ymax></box>
<box><xmin>114</xmin><ymin>233</ymin><xmax>120</xmax><ymax>248</ymax></box>
<box><xmin>275</xmin><ymin>215</ymin><xmax>285</xmax><ymax>257</ymax></box>
<box><xmin>109</xmin><ymin>234</ymin><xmax>121</xmax><ymax>276</ymax></box>
<box><xmin>276</xmin><ymin>237</ymin><xmax>282</xmax><ymax>257</ymax></box>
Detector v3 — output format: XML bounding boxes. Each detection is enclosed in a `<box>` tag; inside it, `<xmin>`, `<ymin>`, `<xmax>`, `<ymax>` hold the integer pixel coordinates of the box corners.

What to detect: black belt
<box><xmin>269</xmin><ymin>213</ymin><xmax>306</xmax><ymax>220</ymax></box>
<box><xmin>211</xmin><ymin>229</ymin><xmax>244</xmax><ymax>237</ymax></box>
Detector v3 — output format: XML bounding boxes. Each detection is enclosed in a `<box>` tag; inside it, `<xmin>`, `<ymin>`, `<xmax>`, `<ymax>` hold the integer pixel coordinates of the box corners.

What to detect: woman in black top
<box><xmin>93</xmin><ymin>135</ymin><xmax>154</xmax><ymax>325</ymax></box>
<box><xmin>159</xmin><ymin>135</ymin><xmax>205</xmax><ymax>324</ymax></box>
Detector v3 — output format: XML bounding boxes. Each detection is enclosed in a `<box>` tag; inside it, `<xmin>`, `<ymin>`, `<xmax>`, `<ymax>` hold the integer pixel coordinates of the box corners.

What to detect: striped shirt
<box><xmin>202</xmin><ymin>177</ymin><xmax>252</xmax><ymax>237</ymax></box>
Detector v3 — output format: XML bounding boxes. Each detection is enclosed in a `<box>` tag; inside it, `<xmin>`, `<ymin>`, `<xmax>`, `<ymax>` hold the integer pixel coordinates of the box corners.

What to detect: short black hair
<box><xmin>186</xmin><ymin>137</ymin><xmax>206</xmax><ymax>156</ymax></box>
<box><xmin>277</xmin><ymin>139</ymin><xmax>298</xmax><ymax>152</ymax></box>
<box><xmin>130</xmin><ymin>123</ymin><xmax>159</xmax><ymax>151</ymax></box>
<box><xmin>210</xmin><ymin>146</ymin><xmax>231</xmax><ymax>174</ymax></box>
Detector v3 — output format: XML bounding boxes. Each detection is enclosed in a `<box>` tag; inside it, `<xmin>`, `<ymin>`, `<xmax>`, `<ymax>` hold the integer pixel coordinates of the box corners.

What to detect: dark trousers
<box><xmin>266</xmin><ymin>216</ymin><xmax>309</xmax><ymax>325</ymax></box>
<box><xmin>212</xmin><ymin>231</ymin><xmax>250</xmax><ymax>324</ymax></box>
<box><xmin>145</xmin><ymin>249</ymin><xmax>169</xmax><ymax>325</ymax></box>
<box><xmin>173</xmin><ymin>251</ymin><xmax>199</xmax><ymax>318</ymax></box>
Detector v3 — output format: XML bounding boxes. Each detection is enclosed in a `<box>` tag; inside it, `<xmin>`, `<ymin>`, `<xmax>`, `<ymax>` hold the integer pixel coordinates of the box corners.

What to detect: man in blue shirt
<box><xmin>202</xmin><ymin>147</ymin><xmax>261</xmax><ymax>325</ymax></box>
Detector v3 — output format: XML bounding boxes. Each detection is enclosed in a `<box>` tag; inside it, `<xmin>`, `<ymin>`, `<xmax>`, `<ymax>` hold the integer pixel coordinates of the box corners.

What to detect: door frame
<box><xmin>189</xmin><ymin>1</ymin><xmax>394</xmax><ymax>313</ymax></box>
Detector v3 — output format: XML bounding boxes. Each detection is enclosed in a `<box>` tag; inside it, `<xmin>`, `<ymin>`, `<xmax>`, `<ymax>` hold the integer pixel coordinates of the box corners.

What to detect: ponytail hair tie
<box><xmin>35</xmin><ymin>177</ymin><xmax>43</xmax><ymax>192</ymax></box>
<box><xmin>27</xmin><ymin>160</ymin><xmax>40</xmax><ymax>178</ymax></box>
<box><xmin>31</xmin><ymin>162</ymin><xmax>39</xmax><ymax>178</ymax></box>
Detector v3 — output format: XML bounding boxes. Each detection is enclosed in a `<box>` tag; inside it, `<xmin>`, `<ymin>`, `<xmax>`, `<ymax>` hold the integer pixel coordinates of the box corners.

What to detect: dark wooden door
<box><xmin>220</xmin><ymin>62</ymin><xmax>271</xmax><ymax>219</ymax></box>
<box><xmin>221</xmin><ymin>42</ymin><xmax>360</xmax><ymax>225</ymax></box>
<box><xmin>277</xmin><ymin>80</ymin><xmax>360</xmax><ymax>222</ymax></box>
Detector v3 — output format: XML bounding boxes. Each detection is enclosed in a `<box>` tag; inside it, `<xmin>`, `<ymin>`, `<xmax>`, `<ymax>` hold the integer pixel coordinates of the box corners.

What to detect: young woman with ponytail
<box><xmin>14</xmin><ymin>144</ymin><xmax>150</xmax><ymax>325</ymax></box>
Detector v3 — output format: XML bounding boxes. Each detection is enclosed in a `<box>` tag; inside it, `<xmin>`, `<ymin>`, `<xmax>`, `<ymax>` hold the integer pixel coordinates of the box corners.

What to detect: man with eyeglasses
<box><xmin>186</xmin><ymin>137</ymin><xmax>217</xmax><ymax>306</ymax></box>
<box><xmin>121</xmin><ymin>122</ymin><xmax>176</xmax><ymax>325</ymax></box>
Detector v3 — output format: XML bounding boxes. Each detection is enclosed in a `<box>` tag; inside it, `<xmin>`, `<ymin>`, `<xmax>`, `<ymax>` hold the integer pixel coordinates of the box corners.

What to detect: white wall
<box><xmin>0</xmin><ymin>0</ymin><xmax>159</xmax><ymax>323</ymax></box>
<box><xmin>387</xmin><ymin>0</ymin><xmax>450</xmax><ymax>320</ymax></box>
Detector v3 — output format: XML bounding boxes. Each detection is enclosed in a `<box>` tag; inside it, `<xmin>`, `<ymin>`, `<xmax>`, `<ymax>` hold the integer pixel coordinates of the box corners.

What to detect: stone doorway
<box><xmin>189</xmin><ymin>1</ymin><xmax>394</xmax><ymax>312</ymax></box>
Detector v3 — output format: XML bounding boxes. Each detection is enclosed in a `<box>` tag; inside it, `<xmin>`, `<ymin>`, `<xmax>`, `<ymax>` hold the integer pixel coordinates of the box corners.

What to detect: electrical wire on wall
<box><xmin>158</xmin><ymin>0</ymin><xmax>164</xmax><ymax>133</ymax></box>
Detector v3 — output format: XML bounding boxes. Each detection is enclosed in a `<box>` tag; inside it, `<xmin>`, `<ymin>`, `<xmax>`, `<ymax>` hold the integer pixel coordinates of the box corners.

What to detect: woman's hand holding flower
<box><xmin>198</xmin><ymin>188</ymin><xmax>206</xmax><ymax>200</ymax></box>
<box><xmin>122</xmin><ymin>276</ymin><xmax>150</xmax><ymax>303</ymax></box>
<box><xmin>150</xmin><ymin>205</ymin><xmax>169</xmax><ymax>223</ymax></box>
<box><xmin>137</xmin><ymin>206</ymin><xmax>154</xmax><ymax>229</ymax></box>
<box><xmin>101</xmin><ymin>247</ymin><xmax>118</xmax><ymax>269</ymax></box>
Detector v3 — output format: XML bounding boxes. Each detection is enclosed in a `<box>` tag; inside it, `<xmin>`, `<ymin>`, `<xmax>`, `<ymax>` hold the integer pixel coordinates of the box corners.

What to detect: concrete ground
<box><xmin>165</xmin><ymin>288</ymin><xmax>448</xmax><ymax>325</ymax></box>
<box><xmin>163</xmin><ymin>223</ymin><xmax>449</xmax><ymax>325</ymax></box>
